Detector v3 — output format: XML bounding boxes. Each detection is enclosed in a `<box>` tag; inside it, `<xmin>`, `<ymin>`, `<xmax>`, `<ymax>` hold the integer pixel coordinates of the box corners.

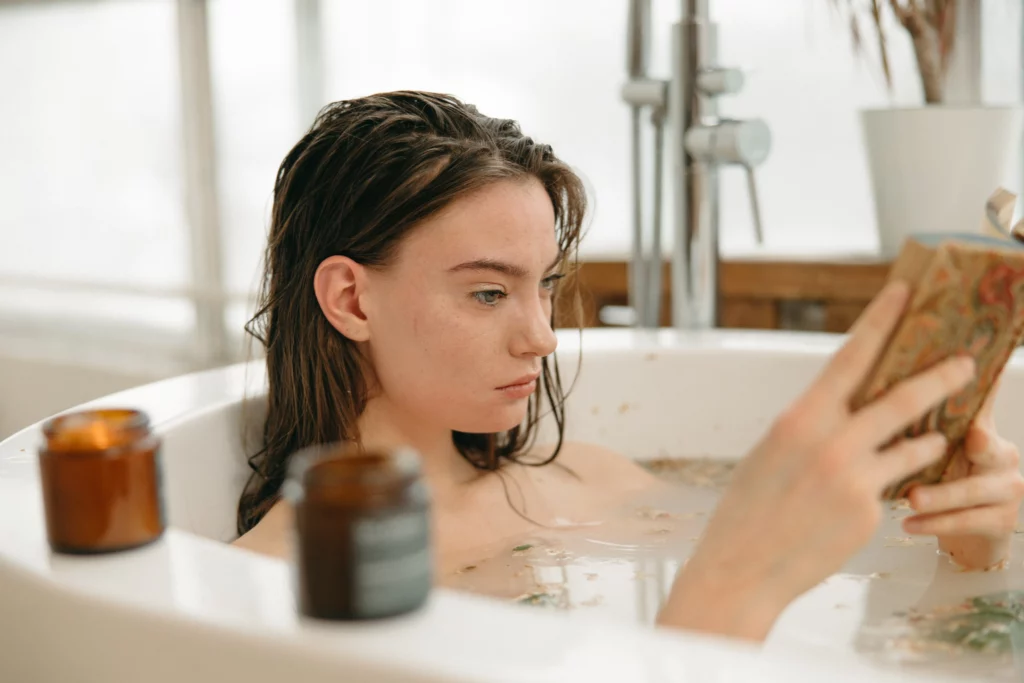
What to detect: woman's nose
<box><xmin>513</xmin><ymin>298</ymin><xmax>557</xmax><ymax>358</ymax></box>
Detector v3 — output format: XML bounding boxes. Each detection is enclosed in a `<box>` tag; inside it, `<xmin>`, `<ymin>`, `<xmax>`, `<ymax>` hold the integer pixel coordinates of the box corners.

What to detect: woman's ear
<box><xmin>314</xmin><ymin>256</ymin><xmax>371</xmax><ymax>342</ymax></box>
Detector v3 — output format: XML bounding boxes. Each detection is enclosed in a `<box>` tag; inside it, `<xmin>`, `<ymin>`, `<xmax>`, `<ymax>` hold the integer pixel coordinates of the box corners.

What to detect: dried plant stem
<box><xmin>891</xmin><ymin>0</ymin><xmax>947</xmax><ymax>103</ymax></box>
<box><xmin>870</xmin><ymin>0</ymin><xmax>892</xmax><ymax>88</ymax></box>
<box><xmin>832</xmin><ymin>0</ymin><xmax>958</xmax><ymax>105</ymax></box>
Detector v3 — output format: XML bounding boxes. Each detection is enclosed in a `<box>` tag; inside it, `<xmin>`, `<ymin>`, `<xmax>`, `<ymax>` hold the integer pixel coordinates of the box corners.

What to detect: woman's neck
<box><xmin>356</xmin><ymin>395</ymin><xmax>485</xmax><ymax>499</ymax></box>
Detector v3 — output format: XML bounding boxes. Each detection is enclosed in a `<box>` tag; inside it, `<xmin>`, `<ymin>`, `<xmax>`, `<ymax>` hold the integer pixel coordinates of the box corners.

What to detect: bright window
<box><xmin>0</xmin><ymin>0</ymin><xmax>1019</xmax><ymax>368</ymax></box>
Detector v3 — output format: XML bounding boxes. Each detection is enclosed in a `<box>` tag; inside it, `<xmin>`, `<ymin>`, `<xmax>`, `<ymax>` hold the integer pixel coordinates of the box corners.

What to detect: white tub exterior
<box><xmin>3</xmin><ymin>328</ymin><xmax>1022</xmax><ymax>683</ymax></box>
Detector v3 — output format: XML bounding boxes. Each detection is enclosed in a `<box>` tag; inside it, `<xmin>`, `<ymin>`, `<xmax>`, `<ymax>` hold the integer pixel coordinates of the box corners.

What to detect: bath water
<box><xmin>440</xmin><ymin>458</ymin><xmax>1024</xmax><ymax>682</ymax></box>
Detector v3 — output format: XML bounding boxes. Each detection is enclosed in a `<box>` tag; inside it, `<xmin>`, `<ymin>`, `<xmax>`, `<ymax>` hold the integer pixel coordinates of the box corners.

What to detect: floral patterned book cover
<box><xmin>851</xmin><ymin>199</ymin><xmax>1024</xmax><ymax>500</ymax></box>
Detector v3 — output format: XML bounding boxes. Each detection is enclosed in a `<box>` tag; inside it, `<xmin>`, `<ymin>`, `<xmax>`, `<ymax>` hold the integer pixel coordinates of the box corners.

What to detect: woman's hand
<box><xmin>657</xmin><ymin>281</ymin><xmax>976</xmax><ymax>641</ymax></box>
<box><xmin>904</xmin><ymin>389</ymin><xmax>1024</xmax><ymax>570</ymax></box>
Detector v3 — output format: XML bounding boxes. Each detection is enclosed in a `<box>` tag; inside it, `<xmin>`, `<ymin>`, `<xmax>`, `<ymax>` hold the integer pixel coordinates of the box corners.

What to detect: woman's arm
<box><xmin>656</xmin><ymin>553</ymin><xmax>788</xmax><ymax>641</ymax></box>
<box><xmin>656</xmin><ymin>282</ymin><xmax>975</xmax><ymax>641</ymax></box>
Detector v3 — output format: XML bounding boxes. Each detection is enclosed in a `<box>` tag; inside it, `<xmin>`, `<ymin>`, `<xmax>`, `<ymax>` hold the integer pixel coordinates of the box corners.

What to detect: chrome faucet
<box><xmin>622</xmin><ymin>0</ymin><xmax>771</xmax><ymax>329</ymax></box>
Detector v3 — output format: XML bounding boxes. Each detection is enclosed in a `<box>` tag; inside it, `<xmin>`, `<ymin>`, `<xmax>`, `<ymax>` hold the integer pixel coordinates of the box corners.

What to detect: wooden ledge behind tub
<box><xmin>557</xmin><ymin>258</ymin><xmax>893</xmax><ymax>333</ymax></box>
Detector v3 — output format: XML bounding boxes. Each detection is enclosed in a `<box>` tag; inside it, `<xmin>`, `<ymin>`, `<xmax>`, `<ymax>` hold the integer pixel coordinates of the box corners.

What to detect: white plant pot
<box><xmin>861</xmin><ymin>106</ymin><xmax>1023</xmax><ymax>258</ymax></box>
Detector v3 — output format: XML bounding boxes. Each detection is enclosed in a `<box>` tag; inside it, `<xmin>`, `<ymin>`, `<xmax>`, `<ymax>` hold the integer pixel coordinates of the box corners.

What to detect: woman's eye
<box><xmin>472</xmin><ymin>290</ymin><xmax>506</xmax><ymax>306</ymax></box>
<box><xmin>541</xmin><ymin>273</ymin><xmax>566</xmax><ymax>291</ymax></box>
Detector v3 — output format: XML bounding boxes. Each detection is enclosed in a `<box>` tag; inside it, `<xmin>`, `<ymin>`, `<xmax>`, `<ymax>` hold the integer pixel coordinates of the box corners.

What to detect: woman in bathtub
<box><xmin>233</xmin><ymin>91</ymin><xmax>1024</xmax><ymax>641</ymax></box>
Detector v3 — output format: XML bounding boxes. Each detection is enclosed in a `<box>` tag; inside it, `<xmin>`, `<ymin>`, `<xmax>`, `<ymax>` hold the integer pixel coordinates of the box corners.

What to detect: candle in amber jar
<box><xmin>39</xmin><ymin>408</ymin><xmax>165</xmax><ymax>554</ymax></box>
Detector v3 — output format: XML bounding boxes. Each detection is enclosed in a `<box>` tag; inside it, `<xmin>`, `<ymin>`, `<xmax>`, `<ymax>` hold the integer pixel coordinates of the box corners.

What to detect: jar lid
<box><xmin>42</xmin><ymin>408</ymin><xmax>151</xmax><ymax>452</ymax></box>
<box><xmin>282</xmin><ymin>442</ymin><xmax>422</xmax><ymax>504</ymax></box>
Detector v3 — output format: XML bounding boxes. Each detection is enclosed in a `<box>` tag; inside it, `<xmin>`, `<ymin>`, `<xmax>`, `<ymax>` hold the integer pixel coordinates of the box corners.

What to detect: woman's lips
<box><xmin>497</xmin><ymin>373</ymin><xmax>540</xmax><ymax>399</ymax></box>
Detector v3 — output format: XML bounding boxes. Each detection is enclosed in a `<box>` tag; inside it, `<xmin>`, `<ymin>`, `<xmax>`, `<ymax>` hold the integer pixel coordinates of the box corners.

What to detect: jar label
<box><xmin>352</xmin><ymin>508</ymin><xmax>431</xmax><ymax>618</ymax></box>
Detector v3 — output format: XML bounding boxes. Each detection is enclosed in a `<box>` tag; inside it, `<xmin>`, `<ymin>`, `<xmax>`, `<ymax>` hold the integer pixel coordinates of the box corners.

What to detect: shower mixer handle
<box><xmin>696</xmin><ymin>67</ymin><xmax>744</xmax><ymax>96</ymax></box>
<box><xmin>684</xmin><ymin>118</ymin><xmax>770</xmax><ymax>245</ymax></box>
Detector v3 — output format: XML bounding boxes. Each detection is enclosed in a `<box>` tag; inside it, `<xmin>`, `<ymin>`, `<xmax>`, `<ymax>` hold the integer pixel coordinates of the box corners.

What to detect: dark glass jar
<box><xmin>38</xmin><ymin>408</ymin><xmax>166</xmax><ymax>554</ymax></box>
<box><xmin>284</xmin><ymin>443</ymin><xmax>432</xmax><ymax>620</ymax></box>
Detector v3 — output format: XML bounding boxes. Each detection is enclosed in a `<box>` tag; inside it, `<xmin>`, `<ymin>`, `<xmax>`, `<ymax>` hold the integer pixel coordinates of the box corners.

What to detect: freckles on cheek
<box><xmin>430</xmin><ymin>308</ymin><xmax>487</xmax><ymax>365</ymax></box>
<box><xmin>407</xmin><ymin>300</ymin><xmax>458</xmax><ymax>354</ymax></box>
<box><xmin>407</xmin><ymin>293</ymin><xmax>444</xmax><ymax>340</ymax></box>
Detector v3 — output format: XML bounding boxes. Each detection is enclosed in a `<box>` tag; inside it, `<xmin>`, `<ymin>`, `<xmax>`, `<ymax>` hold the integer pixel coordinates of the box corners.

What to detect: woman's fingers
<box><xmin>908</xmin><ymin>473</ymin><xmax>1024</xmax><ymax>514</ymax></box>
<box><xmin>964</xmin><ymin>426</ymin><xmax>1019</xmax><ymax>473</ymax></box>
<box><xmin>874</xmin><ymin>433</ymin><xmax>948</xmax><ymax>491</ymax></box>
<box><xmin>903</xmin><ymin>504</ymin><xmax>1017</xmax><ymax>538</ymax></box>
<box><xmin>811</xmin><ymin>281</ymin><xmax>909</xmax><ymax>401</ymax></box>
<box><xmin>848</xmin><ymin>356</ymin><xmax>975</xmax><ymax>451</ymax></box>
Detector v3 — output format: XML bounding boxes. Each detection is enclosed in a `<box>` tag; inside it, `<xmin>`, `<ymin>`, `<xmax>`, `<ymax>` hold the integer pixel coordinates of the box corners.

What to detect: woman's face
<box><xmin>362</xmin><ymin>178</ymin><xmax>562</xmax><ymax>434</ymax></box>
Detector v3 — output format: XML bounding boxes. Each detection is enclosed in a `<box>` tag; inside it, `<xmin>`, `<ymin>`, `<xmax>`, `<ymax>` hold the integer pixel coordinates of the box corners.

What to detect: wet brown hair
<box><xmin>237</xmin><ymin>91</ymin><xmax>587</xmax><ymax>534</ymax></box>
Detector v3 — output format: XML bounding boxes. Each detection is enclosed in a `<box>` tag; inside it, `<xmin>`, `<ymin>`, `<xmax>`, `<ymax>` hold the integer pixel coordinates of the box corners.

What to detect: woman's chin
<box><xmin>451</xmin><ymin>403</ymin><xmax>529</xmax><ymax>435</ymax></box>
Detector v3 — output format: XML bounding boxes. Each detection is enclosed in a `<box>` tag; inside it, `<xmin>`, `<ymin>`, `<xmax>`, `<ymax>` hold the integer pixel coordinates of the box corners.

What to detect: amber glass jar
<box><xmin>284</xmin><ymin>443</ymin><xmax>432</xmax><ymax>621</ymax></box>
<box><xmin>38</xmin><ymin>408</ymin><xmax>165</xmax><ymax>554</ymax></box>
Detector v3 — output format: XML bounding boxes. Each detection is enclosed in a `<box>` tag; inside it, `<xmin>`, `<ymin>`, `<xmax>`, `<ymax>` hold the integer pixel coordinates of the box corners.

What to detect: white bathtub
<box><xmin>2</xmin><ymin>328</ymin><xmax>1022</xmax><ymax>682</ymax></box>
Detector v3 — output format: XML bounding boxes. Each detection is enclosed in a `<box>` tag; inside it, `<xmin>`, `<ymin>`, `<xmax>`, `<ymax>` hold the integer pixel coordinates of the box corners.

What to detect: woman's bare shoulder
<box><xmin>231</xmin><ymin>500</ymin><xmax>293</xmax><ymax>560</ymax></box>
<box><xmin>547</xmin><ymin>441</ymin><xmax>663</xmax><ymax>492</ymax></box>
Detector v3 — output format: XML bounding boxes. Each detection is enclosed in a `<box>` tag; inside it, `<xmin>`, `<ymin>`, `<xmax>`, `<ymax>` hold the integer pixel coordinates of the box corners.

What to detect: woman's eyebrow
<box><xmin>448</xmin><ymin>252</ymin><xmax>563</xmax><ymax>278</ymax></box>
<box><xmin>448</xmin><ymin>258</ymin><xmax>528</xmax><ymax>278</ymax></box>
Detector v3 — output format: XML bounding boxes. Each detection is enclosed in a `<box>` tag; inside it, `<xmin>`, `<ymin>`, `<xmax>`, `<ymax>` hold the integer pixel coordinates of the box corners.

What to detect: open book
<box><xmin>850</xmin><ymin>189</ymin><xmax>1024</xmax><ymax>500</ymax></box>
